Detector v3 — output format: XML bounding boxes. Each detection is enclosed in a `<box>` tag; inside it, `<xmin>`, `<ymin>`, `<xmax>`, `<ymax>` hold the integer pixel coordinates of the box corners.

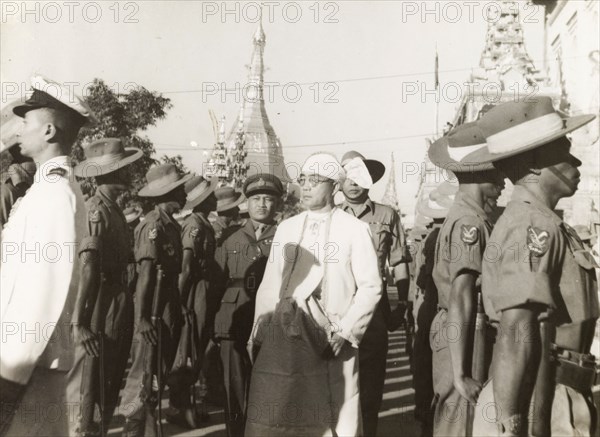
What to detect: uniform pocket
<box><xmin>214</xmin><ymin>288</ymin><xmax>241</xmax><ymax>339</ymax></box>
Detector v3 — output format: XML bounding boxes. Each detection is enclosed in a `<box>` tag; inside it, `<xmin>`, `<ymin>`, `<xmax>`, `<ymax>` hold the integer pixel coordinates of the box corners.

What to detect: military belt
<box><xmin>227</xmin><ymin>278</ymin><xmax>245</xmax><ymax>287</ymax></box>
<box><xmin>227</xmin><ymin>278</ymin><xmax>258</xmax><ymax>295</ymax></box>
<box><xmin>552</xmin><ymin>345</ymin><xmax>600</xmax><ymax>392</ymax></box>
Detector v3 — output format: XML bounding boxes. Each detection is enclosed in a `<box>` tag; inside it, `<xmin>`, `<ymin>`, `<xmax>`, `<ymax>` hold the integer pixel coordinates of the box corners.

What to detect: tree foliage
<box><xmin>72</xmin><ymin>79</ymin><xmax>173</xmax><ymax>206</ymax></box>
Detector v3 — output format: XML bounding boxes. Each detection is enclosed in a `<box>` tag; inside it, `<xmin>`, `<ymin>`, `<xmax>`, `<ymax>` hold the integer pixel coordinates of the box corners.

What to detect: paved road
<box><xmin>107</xmin><ymin>290</ymin><xmax>600</xmax><ymax>437</ymax></box>
<box><xmin>106</xmin><ymin>325</ymin><xmax>421</xmax><ymax>437</ymax></box>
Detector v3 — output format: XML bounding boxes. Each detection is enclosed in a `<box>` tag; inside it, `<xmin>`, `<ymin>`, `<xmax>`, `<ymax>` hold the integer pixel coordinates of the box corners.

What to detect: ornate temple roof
<box><xmin>223</xmin><ymin>20</ymin><xmax>290</xmax><ymax>182</ymax></box>
<box><xmin>412</xmin><ymin>0</ymin><xmax>559</xmax><ymax>225</ymax></box>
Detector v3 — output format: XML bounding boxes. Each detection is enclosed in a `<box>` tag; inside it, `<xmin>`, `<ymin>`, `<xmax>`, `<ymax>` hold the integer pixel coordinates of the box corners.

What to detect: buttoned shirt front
<box><xmin>433</xmin><ymin>191</ymin><xmax>493</xmax><ymax>310</ymax></box>
<box><xmin>341</xmin><ymin>199</ymin><xmax>410</xmax><ymax>278</ymax></box>
<box><xmin>482</xmin><ymin>186</ymin><xmax>599</xmax><ymax>352</ymax></box>
<box><xmin>1</xmin><ymin>156</ymin><xmax>86</xmax><ymax>383</ymax></box>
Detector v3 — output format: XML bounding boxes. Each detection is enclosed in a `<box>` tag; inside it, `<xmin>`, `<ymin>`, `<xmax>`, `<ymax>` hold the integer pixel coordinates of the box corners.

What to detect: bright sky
<box><xmin>1</xmin><ymin>1</ymin><xmax>545</xmax><ymax>212</ymax></box>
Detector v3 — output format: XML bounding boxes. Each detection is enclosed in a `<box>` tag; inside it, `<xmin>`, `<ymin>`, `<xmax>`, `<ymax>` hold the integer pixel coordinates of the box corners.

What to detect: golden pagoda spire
<box><xmin>224</xmin><ymin>15</ymin><xmax>290</xmax><ymax>182</ymax></box>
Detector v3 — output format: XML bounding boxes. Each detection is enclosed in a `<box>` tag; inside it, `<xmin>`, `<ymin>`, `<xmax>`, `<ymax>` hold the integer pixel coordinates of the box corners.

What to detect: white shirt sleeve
<box><xmin>338</xmin><ymin>221</ymin><xmax>382</xmax><ymax>346</ymax></box>
<box><xmin>0</xmin><ymin>180</ymin><xmax>78</xmax><ymax>383</ymax></box>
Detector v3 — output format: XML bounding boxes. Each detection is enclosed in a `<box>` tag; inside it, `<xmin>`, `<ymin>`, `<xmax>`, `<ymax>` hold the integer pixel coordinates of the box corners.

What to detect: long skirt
<box><xmin>245</xmin><ymin>297</ymin><xmax>362</xmax><ymax>437</ymax></box>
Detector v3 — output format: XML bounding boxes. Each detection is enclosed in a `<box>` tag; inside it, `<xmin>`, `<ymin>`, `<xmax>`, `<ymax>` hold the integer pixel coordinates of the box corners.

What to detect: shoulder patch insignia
<box><xmin>190</xmin><ymin>227</ymin><xmax>199</xmax><ymax>238</ymax></box>
<box><xmin>47</xmin><ymin>167</ymin><xmax>67</xmax><ymax>177</ymax></box>
<box><xmin>461</xmin><ymin>225</ymin><xmax>479</xmax><ymax>245</ymax></box>
<box><xmin>527</xmin><ymin>226</ymin><xmax>549</xmax><ymax>256</ymax></box>
<box><xmin>148</xmin><ymin>228</ymin><xmax>158</xmax><ymax>241</ymax></box>
<box><xmin>89</xmin><ymin>210</ymin><xmax>101</xmax><ymax>223</ymax></box>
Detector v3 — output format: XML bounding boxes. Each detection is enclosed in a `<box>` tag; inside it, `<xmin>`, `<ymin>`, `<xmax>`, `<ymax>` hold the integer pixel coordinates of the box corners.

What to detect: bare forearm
<box><xmin>135</xmin><ymin>260</ymin><xmax>155</xmax><ymax>321</ymax></box>
<box><xmin>447</xmin><ymin>279</ymin><xmax>475</xmax><ymax>380</ymax></box>
<box><xmin>178</xmin><ymin>250</ymin><xmax>194</xmax><ymax>306</ymax></box>
<box><xmin>493</xmin><ymin>309</ymin><xmax>538</xmax><ymax>418</ymax></box>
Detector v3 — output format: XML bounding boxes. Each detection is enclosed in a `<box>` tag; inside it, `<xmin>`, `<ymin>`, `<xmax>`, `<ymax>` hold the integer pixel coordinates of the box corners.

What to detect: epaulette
<box><xmin>47</xmin><ymin>167</ymin><xmax>67</xmax><ymax>177</ymax></box>
<box><xmin>220</xmin><ymin>224</ymin><xmax>242</xmax><ymax>243</ymax></box>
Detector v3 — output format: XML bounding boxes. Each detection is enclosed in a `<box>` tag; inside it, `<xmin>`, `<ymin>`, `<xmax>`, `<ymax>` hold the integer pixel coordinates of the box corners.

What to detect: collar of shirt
<box><xmin>251</xmin><ymin>219</ymin><xmax>271</xmax><ymax>231</ymax></box>
<box><xmin>36</xmin><ymin>155</ymin><xmax>71</xmax><ymax>181</ymax></box>
<box><xmin>195</xmin><ymin>211</ymin><xmax>212</xmax><ymax>228</ymax></box>
<box><xmin>96</xmin><ymin>184</ymin><xmax>120</xmax><ymax>210</ymax></box>
<box><xmin>341</xmin><ymin>198</ymin><xmax>374</xmax><ymax>218</ymax></box>
<box><xmin>511</xmin><ymin>185</ymin><xmax>563</xmax><ymax>226</ymax></box>
<box><xmin>454</xmin><ymin>191</ymin><xmax>491</xmax><ymax>224</ymax></box>
<box><xmin>155</xmin><ymin>205</ymin><xmax>180</xmax><ymax>229</ymax></box>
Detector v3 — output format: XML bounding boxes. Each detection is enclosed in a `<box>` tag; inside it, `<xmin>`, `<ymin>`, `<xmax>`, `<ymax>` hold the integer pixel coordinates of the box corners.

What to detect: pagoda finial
<box><xmin>218</xmin><ymin>115</ymin><xmax>226</xmax><ymax>143</ymax></box>
<box><xmin>382</xmin><ymin>153</ymin><xmax>400</xmax><ymax>211</ymax></box>
<box><xmin>253</xmin><ymin>9</ymin><xmax>266</xmax><ymax>46</ymax></box>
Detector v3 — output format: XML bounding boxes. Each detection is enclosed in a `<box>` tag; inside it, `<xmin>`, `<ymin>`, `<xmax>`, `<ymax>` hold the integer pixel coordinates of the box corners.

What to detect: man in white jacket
<box><xmin>0</xmin><ymin>77</ymin><xmax>91</xmax><ymax>436</ymax></box>
<box><xmin>245</xmin><ymin>152</ymin><xmax>382</xmax><ymax>437</ymax></box>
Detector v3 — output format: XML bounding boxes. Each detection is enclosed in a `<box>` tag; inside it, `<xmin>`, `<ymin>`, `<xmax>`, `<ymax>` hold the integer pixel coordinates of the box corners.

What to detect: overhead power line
<box><xmin>155</xmin><ymin>131</ymin><xmax>435</xmax><ymax>151</ymax></box>
<box><xmin>158</xmin><ymin>55</ymin><xmax>583</xmax><ymax>95</ymax></box>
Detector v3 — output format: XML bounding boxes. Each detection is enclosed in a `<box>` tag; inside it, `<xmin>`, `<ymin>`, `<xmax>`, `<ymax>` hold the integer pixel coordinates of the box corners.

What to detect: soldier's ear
<box><xmin>332</xmin><ymin>181</ymin><xmax>340</xmax><ymax>196</ymax></box>
<box><xmin>43</xmin><ymin>122</ymin><xmax>58</xmax><ymax>142</ymax></box>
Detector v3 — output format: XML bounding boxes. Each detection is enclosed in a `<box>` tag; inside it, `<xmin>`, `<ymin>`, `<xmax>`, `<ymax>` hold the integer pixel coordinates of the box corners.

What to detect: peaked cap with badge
<box><xmin>243</xmin><ymin>173</ymin><xmax>284</xmax><ymax>197</ymax></box>
<box><xmin>74</xmin><ymin>138</ymin><xmax>143</xmax><ymax>178</ymax></box>
<box><xmin>138</xmin><ymin>163</ymin><xmax>192</xmax><ymax>197</ymax></box>
<box><xmin>13</xmin><ymin>75</ymin><xmax>95</xmax><ymax>127</ymax></box>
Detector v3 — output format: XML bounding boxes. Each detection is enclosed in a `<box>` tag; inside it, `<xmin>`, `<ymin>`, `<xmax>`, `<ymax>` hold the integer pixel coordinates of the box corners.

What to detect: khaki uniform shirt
<box><xmin>433</xmin><ymin>191</ymin><xmax>493</xmax><ymax>310</ymax></box>
<box><xmin>482</xmin><ymin>186</ymin><xmax>599</xmax><ymax>352</ymax></box>
<box><xmin>181</xmin><ymin>212</ymin><xmax>216</xmax><ymax>277</ymax></box>
<box><xmin>79</xmin><ymin>185</ymin><xmax>130</xmax><ymax>287</ymax></box>
<box><xmin>214</xmin><ymin>220</ymin><xmax>276</xmax><ymax>340</ymax></box>
<box><xmin>341</xmin><ymin>199</ymin><xmax>410</xmax><ymax>278</ymax></box>
<box><xmin>134</xmin><ymin>206</ymin><xmax>182</xmax><ymax>280</ymax></box>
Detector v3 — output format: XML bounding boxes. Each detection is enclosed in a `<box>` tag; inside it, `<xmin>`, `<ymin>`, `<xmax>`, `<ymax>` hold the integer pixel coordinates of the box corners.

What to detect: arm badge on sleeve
<box><xmin>89</xmin><ymin>210</ymin><xmax>101</xmax><ymax>223</ymax></box>
<box><xmin>190</xmin><ymin>228</ymin><xmax>199</xmax><ymax>238</ymax></box>
<box><xmin>461</xmin><ymin>225</ymin><xmax>479</xmax><ymax>245</ymax></box>
<box><xmin>148</xmin><ymin>228</ymin><xmax>158</xmax><ymax>241</ymax></box>
<box><xmin>527</xmin><ymin>226</ymin><xmax>549</xmax><ymax>256</ymax></box>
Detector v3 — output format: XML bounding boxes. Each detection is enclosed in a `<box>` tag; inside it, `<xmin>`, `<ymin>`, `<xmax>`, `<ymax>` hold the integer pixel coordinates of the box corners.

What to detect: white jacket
<box><xmin>1</xmin><ymin>156</ymin><xmax>86</xmax><ymax>384</ymax></box>
<box><xmin>251</xmin><ymin>208</ymin><xmax>382</xmax><ymax>347</ymax></box>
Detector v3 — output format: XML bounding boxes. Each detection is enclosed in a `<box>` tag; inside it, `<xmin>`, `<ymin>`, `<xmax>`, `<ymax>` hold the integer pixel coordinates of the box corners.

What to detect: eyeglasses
<box><xmin>296</xmin><ymin>175</ymin><xmax>331</xmax><ymax>188</ymax></box>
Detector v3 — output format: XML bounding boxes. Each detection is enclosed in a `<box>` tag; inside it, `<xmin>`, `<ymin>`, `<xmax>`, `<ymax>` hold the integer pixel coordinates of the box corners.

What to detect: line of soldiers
<box><xmin>1</xmin><ymin>77</ymin><xmax>598</xmax><ymax>437</ymax></box>
<box><xmin>1</xmin><ymin>78</ymin><xmax>410</xmax><ymax>437</ymax></box>
<box><xmin>407</xmin><ymin>98</ymin><xmax>600</xmax><ymax>437</ymax></box>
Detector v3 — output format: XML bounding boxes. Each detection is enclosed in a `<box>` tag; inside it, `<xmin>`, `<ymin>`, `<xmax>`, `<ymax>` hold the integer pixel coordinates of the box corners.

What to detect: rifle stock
<box><xmin>151</xmin><ymin>265</ymin><xmax>164</xmax><ymax>437</ymax></box>
<box><xmin>532</xmin><ymin>316</ymin><xmax>556</xmax><ymax>437</ymax></box>
<box><xmin>83</xmin><ymin>275</ymin><xmax>105</xmax><ymax>436</ymax></box>
<box><xmin>472</xmin><ymin>292</ymin><xmax>487</xmax><ymax>383</ymax></box>
<box><xmin>466</xmin><ymin>292</ymin><xmax>487</xmax><ymax>437</ymax></box>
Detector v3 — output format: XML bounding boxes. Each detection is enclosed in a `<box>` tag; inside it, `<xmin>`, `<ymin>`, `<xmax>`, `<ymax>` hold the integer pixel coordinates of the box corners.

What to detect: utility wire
<box><xmin>157</xmin><ymin>55</ymin><xmax>583</xmax><ymax>95</ymax></box>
